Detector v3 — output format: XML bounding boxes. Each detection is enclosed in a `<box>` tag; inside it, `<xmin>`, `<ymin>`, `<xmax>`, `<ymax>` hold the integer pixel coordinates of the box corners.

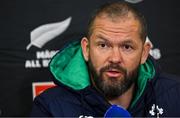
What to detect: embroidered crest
<box><xmin>149</xmin><ymin>104</ymin><xmax>163</xmax><ymax>117</ymax></box>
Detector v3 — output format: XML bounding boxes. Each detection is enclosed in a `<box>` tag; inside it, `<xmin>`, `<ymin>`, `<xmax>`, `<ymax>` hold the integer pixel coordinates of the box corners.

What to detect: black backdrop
<box><xmin>0</xmin><ymin>0</ymin><xmax>180</xmax><ymax>116</ymax></box>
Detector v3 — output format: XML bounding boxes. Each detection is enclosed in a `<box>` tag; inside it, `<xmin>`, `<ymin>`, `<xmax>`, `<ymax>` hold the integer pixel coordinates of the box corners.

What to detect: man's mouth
<box><xmin>105</xmin><ymin>69</ymin><xmax>123</xmax><ymax>78</ymax></box>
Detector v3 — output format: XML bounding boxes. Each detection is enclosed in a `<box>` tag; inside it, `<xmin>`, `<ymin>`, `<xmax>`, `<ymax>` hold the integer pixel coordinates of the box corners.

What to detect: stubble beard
<box><xmin>88</xmin><ymin>58</ymin><xmax>139</xmax><ymax>100</ymax></box>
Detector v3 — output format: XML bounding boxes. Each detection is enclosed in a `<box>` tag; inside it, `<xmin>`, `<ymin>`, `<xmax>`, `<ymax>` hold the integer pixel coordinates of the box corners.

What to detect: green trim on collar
<box><xmin>50</xmin><ymin>42</ymin><xmax>90</xmax><ymax>90</ymax></box>
<box><xmin>130</xmin><ymin>59</ymin><xmax>155</xmax><ymax>109</ymax></box>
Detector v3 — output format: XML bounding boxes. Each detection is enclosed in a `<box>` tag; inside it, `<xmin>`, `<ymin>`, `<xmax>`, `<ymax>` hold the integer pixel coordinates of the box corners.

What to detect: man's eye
<box><xmin>124</xmin><ymin>45</ymin><xmax>131</xmax><ymax>49</ymax></box>
<box><xmin>99</xmin><ymin>43</ymin><xmax>107</xmax><ymax>48</ymax></box>
<box><xmin>100</xmin><ymin>43</ymin><xmax>106</xmax><ymax>47</ymax></box>
<box><xmin>122</xmin><ymin>45</ymin><xmax>133</xmax><ymax>51</ymax></box>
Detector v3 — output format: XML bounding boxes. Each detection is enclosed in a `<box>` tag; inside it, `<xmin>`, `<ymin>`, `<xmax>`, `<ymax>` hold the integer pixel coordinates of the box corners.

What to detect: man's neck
<box><xmin>108</xmin><ymin>83</ymin><xmax>135</xmax><ymax>109</ymax></box>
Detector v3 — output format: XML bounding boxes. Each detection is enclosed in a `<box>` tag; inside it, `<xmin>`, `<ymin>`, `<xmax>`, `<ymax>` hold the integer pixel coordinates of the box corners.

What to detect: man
<box><xmin>31</xmin><ymin>1</ymin><xmax>180</xmax><ymax>117</ymax></box>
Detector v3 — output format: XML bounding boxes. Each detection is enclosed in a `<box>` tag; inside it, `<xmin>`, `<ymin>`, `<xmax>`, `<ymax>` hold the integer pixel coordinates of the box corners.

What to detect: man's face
<box><xmin>81</xmin><ymin>15</ymin><xmax>150</xmax><ymax>100</ymax></box>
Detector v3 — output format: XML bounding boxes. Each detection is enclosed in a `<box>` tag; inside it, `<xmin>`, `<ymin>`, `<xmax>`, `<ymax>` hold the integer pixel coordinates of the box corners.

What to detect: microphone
<box><xmin>104</xmin><ymin>105</ymin><xmax>131</xmax><ymax>117</ymax></box>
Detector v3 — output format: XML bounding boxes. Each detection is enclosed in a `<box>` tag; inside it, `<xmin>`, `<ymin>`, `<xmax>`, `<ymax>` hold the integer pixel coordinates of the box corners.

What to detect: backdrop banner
<box><xmin>0</xmin><ymin>0</ymin><xmax>179</xmax><ymax>116</ymax></box>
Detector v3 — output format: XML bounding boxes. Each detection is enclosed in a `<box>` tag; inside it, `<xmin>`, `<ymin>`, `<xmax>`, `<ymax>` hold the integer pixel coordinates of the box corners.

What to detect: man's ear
<box><xmin>141</xmin><ymin>42</ymin><xmax>151</xmax><ymax>64</ymax></box>
<box><xmin>81</xmin><ymin>37</ymin><xmax>89</xmax><ymax>61</ymax></box>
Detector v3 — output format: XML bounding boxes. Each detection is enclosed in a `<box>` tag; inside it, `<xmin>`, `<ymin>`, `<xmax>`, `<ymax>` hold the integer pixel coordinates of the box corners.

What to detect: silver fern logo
<box><xmin>124</xmin><ymin>0</ymin><xmax>143</xmax><ymax>4</ymax></box>
<box><xmin>26</xmin><ymin>17</ymin><xmax>72</xmax><ymax>50</ymax></box>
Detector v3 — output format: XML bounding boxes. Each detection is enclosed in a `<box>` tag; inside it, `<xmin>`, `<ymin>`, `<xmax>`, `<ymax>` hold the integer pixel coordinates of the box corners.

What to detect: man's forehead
<box><xmin>90</xmin><ymin>17</ymin><xmax>142</xmax><ymax>44</ymax></box>
<box><xmin>93</xmin><ymin>15</ymin><xmax>140</xmax><ymax>33</ymax></box>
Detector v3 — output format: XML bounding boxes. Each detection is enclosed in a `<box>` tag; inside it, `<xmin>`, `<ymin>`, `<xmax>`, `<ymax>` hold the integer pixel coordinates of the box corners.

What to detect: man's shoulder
<box><xmin>40</xmin><ymin>85</ymin><xmax>67</xmax><ymax>97</ymax></box>
<box><xmin>150</xmin><ymin>73</ymin><xmax>180</xmax><ymax>116</ymax></box>
<box><xmin>34</xmin><ymin>85</ymin><xmax>79</xmax><ymax>104</ymax></box>
<box><xmin>154</xmin><ymin>72</ymin><xmax>180</xmax><ymax>96</ymax></box>
<box><xmin>31</xmin><ymin>85</ymin><xmax>86</xmax><ymax>116</ymax></box>
<box><xmin>156</xmin><ymin>72</ymin><xmax>180</xmax><ymax>86</ymax></box>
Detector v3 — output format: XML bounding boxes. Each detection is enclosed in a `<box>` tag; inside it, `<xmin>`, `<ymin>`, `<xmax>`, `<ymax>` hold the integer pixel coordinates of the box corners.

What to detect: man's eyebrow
<box><xmin>96</xmin><ymin>34</ymin><xmax>111</xmax><ymax>43</ymax></box>
<box><xmin>96</xmin><ymin>34</ymin><xmax>135</xmax><ymax>45</ymax></box>
<box><xmin>121</xmin><ymin>40</ymin><xmax>134</xmax><ymax>44</ymax></box>
<box><xmin>96</xmin><ymin>34</ymin><xmax>109</xmax><ymax>41</ymax></box>
<box><xmin>120</xmin><ymin>40</ymin><xmax>138</xmax><ymax>48</ymax></box>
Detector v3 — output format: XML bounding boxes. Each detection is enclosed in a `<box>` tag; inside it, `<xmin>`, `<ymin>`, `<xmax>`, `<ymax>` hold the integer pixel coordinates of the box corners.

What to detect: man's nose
<box><xmin>109</xmin><ymin>48</ymin><xmax>122</xmax><ymax>63</ymax></box>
